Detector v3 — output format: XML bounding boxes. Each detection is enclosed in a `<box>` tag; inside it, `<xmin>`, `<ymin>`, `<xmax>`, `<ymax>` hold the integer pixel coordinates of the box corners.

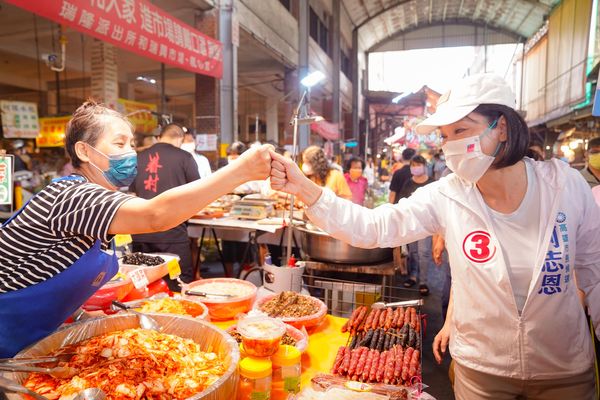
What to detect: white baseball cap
<box><xmin>416</xmin><ymin>73</ymin><xmax>516</xmax><ymax>135</ymax></box>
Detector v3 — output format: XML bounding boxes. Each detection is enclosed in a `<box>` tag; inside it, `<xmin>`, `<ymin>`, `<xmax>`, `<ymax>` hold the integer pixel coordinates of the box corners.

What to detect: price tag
<box><xmin>113</xmin><ymin>234</ymin><xmax>132</xmax><ymax>247</ymax></box>
<box><xmin>129</xmin><ymin>268</ymin><xmax>149</xmax><ymax>290</ymax></box>
<box><xmin>167</xmin><ymin>258</ymin><xmax>181</xmax><ymax>279</ymax></box>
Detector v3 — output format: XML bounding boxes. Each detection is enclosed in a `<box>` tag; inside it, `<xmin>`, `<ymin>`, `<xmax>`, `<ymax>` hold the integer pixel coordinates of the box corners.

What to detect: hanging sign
<box><xmin>0</xmin><ymin>154</ymin><xmax>14</xmax><ymax>207</ymax></box>
<box><xmin>37</xmin><ymin>116</ymin><xmax>71</xmax><ymax>147</ymax></box>
<box><xmin>5</xmin><ymin>0</ymin><xmax>223</xmax><ymax>78</ymax></box>
<box><xmin>0</xmin><ymin>101</ymin><xmax>39</xmax><ymax>139</ymax></box>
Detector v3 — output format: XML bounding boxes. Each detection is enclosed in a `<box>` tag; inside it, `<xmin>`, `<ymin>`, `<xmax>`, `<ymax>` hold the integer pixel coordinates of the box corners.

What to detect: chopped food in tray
<box><xmin>135</xmin><ymin>297</ymin><xmax>207</xmax><ymax>318</ymax></box>
<box><xmin>24</xmin><ymin>328</ymin><xmax>227</xmax><ymax>400</ymax></box>
<box><xmin>120</xmin><ymin>252</ymin><xmax>165</xmax><ymax>266</ymax></box>
<box><xmin>260</xmin><ymin>291</ymin><xmax>319</xmax><ymax>318</ymax></box>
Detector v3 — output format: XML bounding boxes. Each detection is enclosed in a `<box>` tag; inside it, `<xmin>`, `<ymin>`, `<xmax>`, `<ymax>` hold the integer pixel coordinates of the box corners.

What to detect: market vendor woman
<box><xmin>0</xmin><ymin>101</ymin><xmax>272</xmax><ymax>357</ymax></box>
<box><xmin>270</xmin><ymin>74</ymin><xmax>600</xmax><ymax>399</ymax></box>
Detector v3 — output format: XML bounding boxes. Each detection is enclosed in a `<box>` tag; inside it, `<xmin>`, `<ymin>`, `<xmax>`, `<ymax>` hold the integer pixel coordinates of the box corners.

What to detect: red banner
<box><xmin>311</xmin><ymin>119</ymin><xmax>340</xmax><ymax>141</ymax></box>
<box><xmin>5</xmin><ymin>0</ymin><xmax>222</xmax><ymax>78</ymax></box>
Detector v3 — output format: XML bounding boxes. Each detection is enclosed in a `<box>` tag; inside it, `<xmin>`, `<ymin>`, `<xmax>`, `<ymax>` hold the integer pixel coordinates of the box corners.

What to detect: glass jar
<box><xmin>238</xmin><ymin>357</ymin><xmax>272</xmax><ymax>400</ymax></box>
<box><xmin>271</xmin><ymin>345</ymin><xmax>301</xmax><ymax>400</ymax></box>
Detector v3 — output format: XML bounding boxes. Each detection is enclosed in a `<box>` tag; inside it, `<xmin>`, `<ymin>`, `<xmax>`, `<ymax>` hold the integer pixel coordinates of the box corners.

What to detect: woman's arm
<box><xmin>108</xmin><ymin>145</ymin><xmax>272</xmax><ymax>235</ymax></box>
<box><xmin>270</xmin><ymin>151</ymin><xmax>442</xmax><ymax>249</ymax></box>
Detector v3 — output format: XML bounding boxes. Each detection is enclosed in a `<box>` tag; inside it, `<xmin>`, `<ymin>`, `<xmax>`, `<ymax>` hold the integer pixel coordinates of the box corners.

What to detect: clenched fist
<box><xmin>234</xmin><ymin>144</ymin><xmax>273</xmax><ymax>181</ymax></box>
<box><xmin>269</xmin><ymin>151</ymin><xmax>322</xmax><ymax>206</ymax></box>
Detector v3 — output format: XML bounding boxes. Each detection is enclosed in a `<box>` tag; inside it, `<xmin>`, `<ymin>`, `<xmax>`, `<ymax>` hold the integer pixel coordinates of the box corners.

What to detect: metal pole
<box><xmin>255</xmin><ymin>114</ymin><xmax>259</xmax><ymax>143</ymax></box>
<box><xmin>160</xmin><ymin>63</ymin><xmax>166</xmax><ymax>113</ymax></box>
<box><xmin>285</xmin><ymin>90</ymin><xmax>307</xmax><ymax>264</ymax></box>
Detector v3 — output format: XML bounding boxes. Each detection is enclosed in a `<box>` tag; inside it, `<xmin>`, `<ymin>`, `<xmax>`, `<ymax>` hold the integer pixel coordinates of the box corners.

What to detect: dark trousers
<box><xmin>131</xmin><ymin>241</ymin><xmax>193</xmax><ymax>291</ymax></box>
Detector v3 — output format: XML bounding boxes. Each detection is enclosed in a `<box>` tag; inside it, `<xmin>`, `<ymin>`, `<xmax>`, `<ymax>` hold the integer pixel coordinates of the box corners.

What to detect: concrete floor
<box><xmin>200</xmin><ymin>258</ymin><xmax>456</xmax><ymax>400</ymax></box>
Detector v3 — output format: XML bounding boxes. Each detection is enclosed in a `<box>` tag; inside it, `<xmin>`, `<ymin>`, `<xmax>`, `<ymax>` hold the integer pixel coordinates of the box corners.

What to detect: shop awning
<box><xmin>4</xmin><ymin>0</ymin><xmax>222</xmax><ymax>78</ymax></box>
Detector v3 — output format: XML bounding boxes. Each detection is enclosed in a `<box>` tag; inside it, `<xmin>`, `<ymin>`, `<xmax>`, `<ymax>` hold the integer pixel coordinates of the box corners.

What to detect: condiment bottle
<box><xmin>270</xmin><ymin>345</ymin><xmax>301</xmax><ymax>399</ymax></box>
<box><xmin>238</xmin><ymin>357</ymin><xmax>272</xmax><ymax>400</ymax></box>
<box><xmin>287</xmin><ymin>255</ymin><xmax>297</xmax><ymax>267</ymax></box>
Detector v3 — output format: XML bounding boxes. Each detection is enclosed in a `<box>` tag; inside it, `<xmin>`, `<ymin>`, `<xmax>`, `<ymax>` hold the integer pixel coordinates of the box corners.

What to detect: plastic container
<box><xmin>121</xmin><ymin>278</ymin><xmax>171</xmax><ymax>302</ymax></box>
<box><xmin>237</xmin><ymin>316</ymin><xmax>286</xmax><ymax>357</ymax></box>
<box><xmin>119</xmin><ymin>253</ymin><xmax>178</xmax><ymax>285</ymax></box>
<box><xmin>82</xmin><ymin>271</ymin><xmax>134</xmax><ymax>311</ymax></box>
<box><xmin>271</xmin><ymin>345</ymin><xmax>301</xmax><ymax>399</ymax></box>
<box><xmin>227</xmin><ymin>323</ymin><xmax>309</xmax><ymax>353</ymax></box>
<box><xmin>238</xmin><ymin>357</ymin><xmax>272</xmax><ymax>400</ymax></box>
<box><xmin>255</xmin><ymin>293</ymin><xmax>328</xmax><ymax>331</ymax></box>
<box><xmin>182</xmin><ymin>278</ymin><xmax>257</xmax><ymax>320</ymax></box>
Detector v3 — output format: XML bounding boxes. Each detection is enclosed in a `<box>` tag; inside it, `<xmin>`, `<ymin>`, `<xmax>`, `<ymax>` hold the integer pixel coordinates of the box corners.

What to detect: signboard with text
<box><xmin>5</xmin><ymin>0</ymin><xmax>222</xmax><ymax>78</ymax></box>
<box><xmin>0</xmin><ymin>101</ymin><xmax>39</xmax><ymax>139</ymax></box>
<box><xmin>0</xmin><ymin>155</ymin><xmax>14</xmax><ymax>207</ymax></box>
<box><xmin>37</xmin><ymin>116</ymin><xmax>71</xmax><ymax>147</ymax></box>
<box><xmin>117</xmin><ymin>98</ymin><xmax>158</xmax><ymax>134</ymax></box>
<box><xmin>196</xmin><ymin>134</ymin><xmax>218</xmax><ymax>151</ymax></box>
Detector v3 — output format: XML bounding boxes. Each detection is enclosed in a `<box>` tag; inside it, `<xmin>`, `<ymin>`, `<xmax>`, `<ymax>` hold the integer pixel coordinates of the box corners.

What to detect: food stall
<box><xmin>0</xmin><ymin>255</ymin><xmax>428</xmax><ymax>400</ymax></box>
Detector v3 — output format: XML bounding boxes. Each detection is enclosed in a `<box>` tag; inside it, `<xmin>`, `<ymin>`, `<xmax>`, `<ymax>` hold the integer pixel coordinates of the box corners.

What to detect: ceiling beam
<box><xmin>369</xmin><ymin>19</ymin><xmax>525</xmax><ymax>52</ymax></box>
<box><xmin>356</xmin><ymin>0</ymin><xmax>413</xmax><ymax>29</ymax></box>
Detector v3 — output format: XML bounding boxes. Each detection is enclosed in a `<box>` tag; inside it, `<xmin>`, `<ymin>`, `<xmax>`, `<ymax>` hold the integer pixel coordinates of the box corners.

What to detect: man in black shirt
<box><xmin>388</xmin><ymin>148</ymin><xmax>416</xmax><ymax>203</ymax></box>
<box><xmin>130</xmin><ymin>124</ymin><xmax>200</xmax><ymax>290</ymax></box>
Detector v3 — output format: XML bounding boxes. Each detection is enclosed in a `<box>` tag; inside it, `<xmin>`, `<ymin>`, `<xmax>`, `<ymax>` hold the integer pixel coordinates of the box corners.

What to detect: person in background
<box><xmin>10</xmin><ymin>140</ymin><xmax>29</xmax><ymax>172</ymax></box>
<box><xmin>181</xmin><ymin>129</ymin><xmax>212</xmax><ymax>179</ymax></box>
<box><xmin>364</xmin><ymin>156</ymin><xmax>375</xmax><ymax>185</ymax></box>
<box><xmin>433</xmin><ymin>151</ymin><xmax>447</xmax><ymax>180</ymax></box>
<box><xmin>378</xmin><ymin>157</ymin><xmax>390</xmax><ymax>182</ymax></box>
<box><xmin>390</xmin><ymin>149</ymin><xmax>404</xmax><ymax>174</ymax></box>
<box><xmin>388</xmin><ymin>148</ymin><xmax>416</xmax><ymax>203</ymax></box>
<box><xmin>433</xmin><ymin>234</ymin><xmax>452</xmax><ymax>321</ymax></box>
<box><xmin>130</xmin><ymin>124</ymin><xmax>199</xmax><ymax>290</ymax></box>
<box><xmin>329</xmin><ymin>155</ymin><xmax>343</xmax><ymax>172</ymax></box>
<box><xmin>399</xmin><ymin>155</ymin><xmax>434</xmax><ymax>295</ymax></box>
<box><xmin>580</xmin><ymin>136</ymin><xmax>600</xmax><ymax>187</ymax></box>
<box><xmin>227</xmin><ymin>141</ymin><xmax>247</xmax><ymax>163</ymax></box>
<box><xmin>344</xmin><ymin>157</ymin><xmax>369</xmax><ymax>206</ymax></box>
<box><xmin>302</xmin><ymin>146</ymin><xmax>351</xmax><ymax>200</ymax></box>
<box><xmin>526</xmin><ymin>131</ymin><xmax>545</xmax><ymax>161</ymax></box>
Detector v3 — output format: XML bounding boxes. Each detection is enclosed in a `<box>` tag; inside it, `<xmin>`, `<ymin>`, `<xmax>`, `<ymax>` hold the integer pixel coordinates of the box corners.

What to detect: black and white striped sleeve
<box><xmin>48</xmin><ymin>183</ymin><xmax>133</xmax><ymax>241</ymax></box>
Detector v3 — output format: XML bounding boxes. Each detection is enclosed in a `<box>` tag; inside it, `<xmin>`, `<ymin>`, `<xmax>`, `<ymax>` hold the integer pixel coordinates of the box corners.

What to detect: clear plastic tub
<box><xmin>182</xmin><ymin>278</ymin><xmax>257</xmax><ymax>320</ymax></box>
<box><xmin>227</xmin><ymin>322</ymin><xmax>309</xmax><ymax>353</ymax></box>
<box><xmin>237</xmin><ymin>316</ymin><xmax>286</xmax><ymax>357</ymax></box>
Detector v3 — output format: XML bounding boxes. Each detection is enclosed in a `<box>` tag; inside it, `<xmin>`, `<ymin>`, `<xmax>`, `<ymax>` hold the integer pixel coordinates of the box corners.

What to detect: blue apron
<box><xmin>0</xmin><ymin>176</ymin><xmax>118</xmax><ymax>357</ymax></box>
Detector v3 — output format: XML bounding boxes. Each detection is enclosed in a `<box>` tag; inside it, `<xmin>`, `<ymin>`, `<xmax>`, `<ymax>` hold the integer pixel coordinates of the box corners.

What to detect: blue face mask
<box><xmin>88</xmin><ymin>146</ymin><xmax>138</xmax><ymax>187</ymax></box>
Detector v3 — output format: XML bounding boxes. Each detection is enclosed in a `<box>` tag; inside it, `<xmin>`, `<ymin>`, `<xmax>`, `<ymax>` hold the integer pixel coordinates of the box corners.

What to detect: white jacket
<box><xmin>306</xmin><ymin>158</ymin><xmax>600</xmax><ymax>379</ymax></box>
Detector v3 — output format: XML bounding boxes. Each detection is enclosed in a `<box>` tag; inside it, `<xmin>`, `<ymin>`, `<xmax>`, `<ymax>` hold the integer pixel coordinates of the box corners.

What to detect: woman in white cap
<box><xmin>269</xmin><ymin>73</ymin><xmax>599</xmax><ymax>399</ymax></box>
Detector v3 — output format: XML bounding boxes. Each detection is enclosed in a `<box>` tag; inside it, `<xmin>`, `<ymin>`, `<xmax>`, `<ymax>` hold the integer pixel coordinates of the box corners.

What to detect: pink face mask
<box><xmin>410</xmin><ymin>165</ymin><xmax>427</xmax><ymax>176</ymax></box>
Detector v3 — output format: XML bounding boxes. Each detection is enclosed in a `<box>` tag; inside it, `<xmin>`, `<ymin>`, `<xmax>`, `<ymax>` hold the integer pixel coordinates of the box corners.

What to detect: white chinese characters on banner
<box><xmin>5</xmin><ymin>0</ymin><xmax>223</xmax><ymax>78</ymax></box>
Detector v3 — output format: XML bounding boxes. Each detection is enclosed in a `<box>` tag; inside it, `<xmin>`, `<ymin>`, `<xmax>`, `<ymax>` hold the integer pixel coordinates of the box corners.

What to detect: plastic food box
<box><xmin>254</xmin><ymin>293</ymin><xmax>328</xmax><ymax>330</ymax></box>
<box><xmin>119</xmin><ymin>253</ymin><xmax>179</xmax><ymax>285</ymax></box>
<box><xmin>182</xmin><ymin>278</ymin><xmax>258</xmax><ymax>320</ymax></box>
<box><xmin>82</xmin><ymin>270</ymin><xmax>134</xmax><ymax>311</ymax></box>
<box><xmin>236</xmin><ymin>316</ymin><xmax>286</xmax><ymax>357</ymax></box>
<box><xmin>227</xmin><ymin>323</ymin><xmax>309</xmax><ymax>353</ymax></box>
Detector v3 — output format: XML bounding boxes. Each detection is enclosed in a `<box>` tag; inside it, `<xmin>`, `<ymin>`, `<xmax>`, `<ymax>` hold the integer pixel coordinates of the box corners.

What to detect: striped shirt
<box><xmin>0</xmin><ymin>176</ymin><xmax>132</xmax><ymax>293</ymax></box>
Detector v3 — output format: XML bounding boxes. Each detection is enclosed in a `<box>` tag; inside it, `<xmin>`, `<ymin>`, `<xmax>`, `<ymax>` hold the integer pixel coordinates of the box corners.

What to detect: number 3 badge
<box><xmin>462</xmin><ymin>230</ymin><xmax>496</xmax><ymax>263</ymax></box>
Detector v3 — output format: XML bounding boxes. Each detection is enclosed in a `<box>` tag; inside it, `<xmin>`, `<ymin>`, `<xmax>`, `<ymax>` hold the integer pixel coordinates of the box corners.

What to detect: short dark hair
<box><xmin>65</xmin><ymin>100</ymin><xmax>133</xmax><ymax>168</ymax></box>
<box><xmin>402</xmin><ymin>148</ymin><xmax>416</xmax><ymax>161</ymax></box>
<box><xmin>472</xmin><ymin>104</ymin><xmax>529</xmax><ymax>169</ymax></box>
<box><xmin>160</xmin><ymin>123</ymin><xmax>184</xmax><ymax>138</ymax></box>
<box><xmin>345</xmin><ymin>157</ymin><xmax>365</xmax><ymax>171</ymax></box>
<box><xmin>588</xmin><ymin>137</ymin><xmax>600</xmax><ymax>150</ymax></box>
<box><xmin>227</xmin><ymin>141</ymin><xmax>247</xmax><ymax>156</ymax></box>
<box><xmin>410</xmin><ymin>155</ymin><xmax>427</xmax><ymax>166</ymax></box>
